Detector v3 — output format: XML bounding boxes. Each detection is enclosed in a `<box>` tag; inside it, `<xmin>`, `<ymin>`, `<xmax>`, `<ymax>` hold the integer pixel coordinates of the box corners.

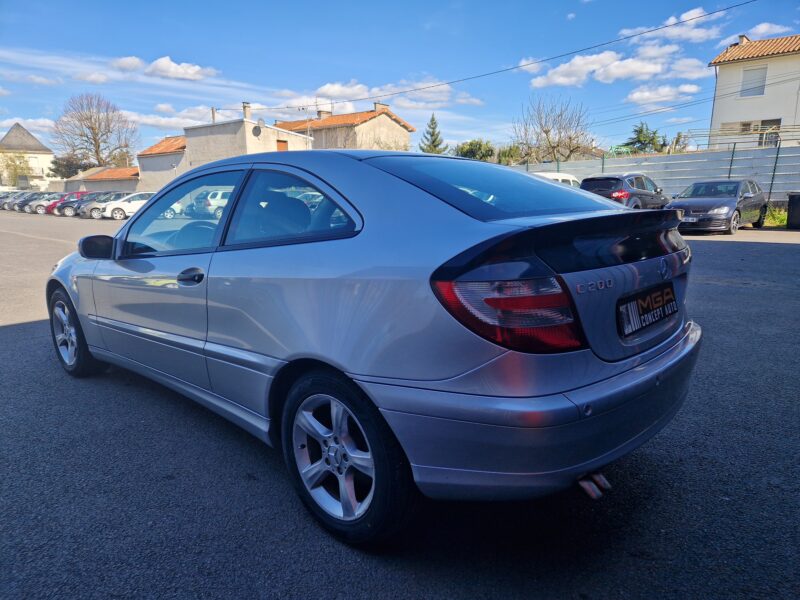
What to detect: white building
<box><xmin>0</xmin><ymin>123</ymin><xmax>55</xmax><ymax>189</ymax></box>
<box><xmin>708</xmin><ymin>34</ymin><xmax>800</xmax><ymax>149</ymax></box>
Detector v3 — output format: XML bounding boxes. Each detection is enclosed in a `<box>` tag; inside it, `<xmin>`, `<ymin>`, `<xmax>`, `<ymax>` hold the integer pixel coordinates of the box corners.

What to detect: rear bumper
<box><xmin>360</xmin><ymin>321</ymin><xmax>702</xmax><ymax>500</ymax></box>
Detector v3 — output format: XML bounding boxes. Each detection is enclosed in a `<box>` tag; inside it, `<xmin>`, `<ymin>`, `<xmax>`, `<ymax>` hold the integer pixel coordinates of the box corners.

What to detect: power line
<box><xmin>219</xmin><ymin>0</ymin><xmax>757</xmax><ymax>113</ymax></box>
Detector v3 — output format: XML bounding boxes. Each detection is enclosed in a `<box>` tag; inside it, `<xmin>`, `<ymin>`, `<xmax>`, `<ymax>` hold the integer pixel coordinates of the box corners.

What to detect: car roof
<box><xmin>689</xmin><ymin>179</ymin><xmax>747</xmax><ymax>184</ymax></box>
<box><xmin>585</xmin><ymin>172</ymin><xmax>646</xmax><ymax>179</ymax></box>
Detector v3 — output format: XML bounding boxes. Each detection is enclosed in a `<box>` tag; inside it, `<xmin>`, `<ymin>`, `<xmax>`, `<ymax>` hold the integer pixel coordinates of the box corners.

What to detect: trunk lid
<box><xmin>496</xmin><ymin>209</ymin><xmax>690</xmax><ymax>361</ymax></box>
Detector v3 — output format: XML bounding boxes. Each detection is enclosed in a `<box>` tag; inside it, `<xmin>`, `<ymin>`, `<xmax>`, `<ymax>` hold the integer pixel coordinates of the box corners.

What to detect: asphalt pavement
<box><xmin>1</xmin><ymin>211</ymin><xmax>798</xmax><ymax>599</ymax></box>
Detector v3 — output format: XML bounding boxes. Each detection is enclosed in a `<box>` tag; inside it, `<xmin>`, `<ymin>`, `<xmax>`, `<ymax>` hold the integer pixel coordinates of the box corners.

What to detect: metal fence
<box><xmin>513</xmin><ymin>142</ymin><xmax>800</xmax><ymax>207</ymax></box>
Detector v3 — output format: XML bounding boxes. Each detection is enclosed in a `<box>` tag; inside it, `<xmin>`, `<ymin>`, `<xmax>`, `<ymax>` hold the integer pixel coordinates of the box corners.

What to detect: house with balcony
<box><xmin>0</xmin><ymin>122</ymin><xmax>55</xmax><ymax>189</ymax></box>
<box><xmin>708</xmin><ymin>33</ymin><xmax>800</xmax><ymax>149</ymax></box>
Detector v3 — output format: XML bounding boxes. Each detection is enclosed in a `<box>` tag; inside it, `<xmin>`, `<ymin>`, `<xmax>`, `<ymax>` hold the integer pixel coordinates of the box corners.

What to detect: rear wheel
<box><xmin>281</xmin><ymin>370</ymin><xmax>418</xmax><ymax>545</ymax></box>
<box><xmin>48</xmin><ymin>288</ymin><xmax>106</xmax><ymax>377</ymax></box>
<box><xmin>24</xmin><ymin>204</ymin><xmax>32</xmax><ymax>213</ymax></box>
<box><xmin>753</xmin><ymin>206</ymin><xmax>766</xmax><ymax>229</ymax></box>
<box><xmin>162</xmin><ymin>207</ymin><xmax>176</xmax><ymax>219</ymax></box>
<box><xmin>90</xmin><ymin>208</ymin><xmax>102</xmax><ymax>219</ymax></box>
<box><xmin>35</xmin><ymin>205</ymin><xmax>46</xmax><ymax>214</ymax></box>
<box><xmin>726</xmin><ymin>210</ymin><xmax>740</xmax><ymax>235</ymax></box>
<box><xmin>111</xmin><ymin>208</ymin><xmax>127</xmax><ymax>220</ymax></box>
<box><xmin>63</xmin><ymin>206</ymin><xmax>75</xmax><ymax>217</ymax></box>
<box><xmin>214</xmin><ymin>206</ymin><xmax>224</xmax><ymax>220</ymax></box>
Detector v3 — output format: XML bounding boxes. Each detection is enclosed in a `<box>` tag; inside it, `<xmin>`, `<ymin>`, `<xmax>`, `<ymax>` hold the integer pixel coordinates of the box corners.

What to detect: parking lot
<box><xmin>1</xmin><ymin>210</ymin><xmax>798</xmax><ymax>598</ymax></box>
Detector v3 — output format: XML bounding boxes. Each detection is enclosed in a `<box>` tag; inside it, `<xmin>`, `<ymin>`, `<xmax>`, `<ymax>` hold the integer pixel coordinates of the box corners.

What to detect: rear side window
<box><xmin>581</xmin><ymin>177</ymin><xmax>622</xmax><ymax>193</ymax></box>
<box><xmin>369</xmin><ymin>157</ymin><xmax>614</xmax><ymax>221</ymax></box>
<box><xmin>224</xmin><ymin>170</ymin><xmax>356</xmax><ymax>246</ymax></box>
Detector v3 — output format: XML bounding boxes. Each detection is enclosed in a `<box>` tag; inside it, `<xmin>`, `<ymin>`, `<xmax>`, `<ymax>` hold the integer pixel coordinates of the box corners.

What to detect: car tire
<box><xmin>753</xmin><ymin>206</ymin><xmax>766</xmax><ymax>229</ymax></box>
<box><xmin>629</xmin><ymin>200</ymin><xmax>642</xmax><ymax>209</ymax></box>
<box><xmin>111</xmin><ymin>208</ymin><xmax>127</xmax><ymax>220</ymax></box>
<box><xmin>214</xmin><ymin>206</ymin><xmax>224</xmax><ymax>220</ymax></box>
<box><xmin>281</xmin><ymin>370</ymin><xmax>418</xmax><ymax>545</ymax></box>
<box><xmin>162</xmin><ymin>208</ymin><xmax>176</xmax><ymax>219</ymax></box>
<box><xmin>90</xmin><ymin>208</ymin><xmax>102</xmax><ymax>219</ymax></box>
<box><xmin>35</xmin><ymin>205</ymin><xmax>46</xmax><ymax>214</ymax></box>
<box><xmin>24</xmin><ymin>205</ymin><xmax>32</xmax><ymax>213</ymax></box>
<box><xmin>48</xmin><ymin>288</ymin><xmax>106</xmax><ymax>378</ymax></box>
<box><xmin>726</xmin><ymin>210</ymin><xmax>740</xmax><ymax>235</ymax></box>
<box><xmin>63</xmin><ymin>206</ymin><xmax>75</xmax><ymax>217</ymax></box>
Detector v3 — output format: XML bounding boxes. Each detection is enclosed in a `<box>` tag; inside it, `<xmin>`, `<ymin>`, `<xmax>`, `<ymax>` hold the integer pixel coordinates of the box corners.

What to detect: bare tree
<box><xmin>52</xmin><ymin>94</ymin><xmax>138</xmax><ymax>166</ymax></box>
<box><xmin>512</xmin><ymin>97</ymin><xmax>594</xmax><ymax>164</ymax></box>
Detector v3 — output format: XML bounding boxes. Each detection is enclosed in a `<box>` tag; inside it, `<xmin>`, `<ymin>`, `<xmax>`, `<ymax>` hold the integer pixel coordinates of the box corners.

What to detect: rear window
<box><xmin>581</xmin><ymin>177</ymin><xmax>622</xmax><ymax>193</ymax></box>
<box><xmin>368</xmin><ymin>156</ymin><xmax>614</xmax><ymax>221</ymax></box>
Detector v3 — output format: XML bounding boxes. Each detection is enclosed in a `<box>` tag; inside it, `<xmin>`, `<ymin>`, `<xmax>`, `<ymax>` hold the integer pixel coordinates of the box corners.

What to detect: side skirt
<box><xmin>89</xmin><ymin>346</ymin><xmax>273</xmax><ymax>446</ymax></box>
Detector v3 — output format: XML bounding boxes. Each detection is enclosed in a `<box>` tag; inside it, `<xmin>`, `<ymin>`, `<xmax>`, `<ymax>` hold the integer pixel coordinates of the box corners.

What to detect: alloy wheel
<box><xmin>36</xmin><ymin>205</ymin><xmax>45</xmax><ymax>214</ymax></box>
<box><xmin>292</xmin><ymin>394</ymin><xmax>375</xmax><ymax>521</ymax></box>
<box><xmin>730</xmin><ymin>212</ymin><xmax>740</xmax><ymax>234</ymax></box>
<box><xmin>112</xmin><ymin>208</ymin><xmax>126</xmax><ymax>220</ymax></box>
<box><xmin>52</xmin><ymin>300</ymin><xmax>78</xmax><ymax>366</ymax></box>
<box><xmin>91</xmin><ymin>208</ymin><xmax>102</xmax><ymax>219</ymax></box>
<box><xmin>64</xmin><ymin>207</ymin><xmax>74</xmax><ymax>217</ymax></box>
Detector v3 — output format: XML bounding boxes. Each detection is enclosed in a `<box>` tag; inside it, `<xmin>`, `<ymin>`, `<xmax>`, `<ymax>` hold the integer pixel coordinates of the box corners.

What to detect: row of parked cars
<box><xmin>534</xmin><ymin>171</ymin><xmax>769</xmax><ymax>235</ymax></box>
<box><xmin>0</xmin><ymin>190</ymin><xmax>155</xmax><ymax>220</ymax></box>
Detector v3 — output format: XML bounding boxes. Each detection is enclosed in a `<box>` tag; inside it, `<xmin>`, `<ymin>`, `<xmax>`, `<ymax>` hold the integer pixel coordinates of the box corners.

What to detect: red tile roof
<box><xmin>138</xmin><ymin>135</ymin><xmax>187</xmax><ymax>156</ymax></box>
<box><xmin>275</xmin><ymin>108</ymin><xmax>415</xmax><ymax>133</ymax></box>
<box><xmin>85</xmin><ymin>167</ymin><xmax>139</xmax><ymax>181</ymax></box>
<box><xmin>710</xmin><ymin>34</ymin><xmax>800</xmax><ymax>65</ymax></box>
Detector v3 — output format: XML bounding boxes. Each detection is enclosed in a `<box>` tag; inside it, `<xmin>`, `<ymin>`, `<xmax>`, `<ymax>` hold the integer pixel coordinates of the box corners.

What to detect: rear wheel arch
<box><xmin>268</xmin><ymin>359</ymin><xmax>357</xmax><ymax>446</ymax></box>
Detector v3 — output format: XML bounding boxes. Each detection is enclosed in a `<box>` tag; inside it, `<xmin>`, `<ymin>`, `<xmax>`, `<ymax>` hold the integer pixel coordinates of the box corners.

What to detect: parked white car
<box><xmin>531</xmin><ymin>172</ymin><xmax>581</xmax><ymax>188</ymax></box>
<box><xmin>102</xmin><ymin>192</ymin><xmax>155</xmax><ymax>220</ymax></box>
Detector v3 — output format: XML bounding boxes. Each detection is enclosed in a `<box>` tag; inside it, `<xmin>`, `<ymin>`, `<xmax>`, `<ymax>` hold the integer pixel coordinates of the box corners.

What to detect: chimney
<box><xmin>211</xmin><ymin>107</ymin><xmax>216</xmax><ymax>123</ymax></box>
<box><xmin>373</xmin><ymin>102</ymin><xmax>389</xmax><ymax>112</ymax></box>
<box><xmin>737</xmin><ymin>34</ymin><xmax>751</xmax><ymax>45</ymax></box>
<box><xmin>317</xmin><ymin>109</ymin><xmax>332</xmax><ymax>119</ymax></box>
<box><xmin>242</xmin><ymin>101</ymin><xmax>252</xmax><ymax>120</ymax></box>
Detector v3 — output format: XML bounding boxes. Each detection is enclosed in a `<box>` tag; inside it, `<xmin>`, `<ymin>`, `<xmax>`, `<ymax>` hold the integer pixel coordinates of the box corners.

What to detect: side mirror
<box><xmin>656</xmin><ymin>187</ymin><xmax>663</xmax><ymax>194</ymax></box>
<box><xmin>78</xmin><ymin>235</ymin><xmax>114</xmax><ymax>259</ymax></box>
<box><xmin>742</xmin><ymin>192</ymin><xmax>755</xmax><ymax>199</ymax></box>
<box><xmin>672</xmin><ymin>194</ymin><xmax>678</xmax><ymax>199</ymax></box>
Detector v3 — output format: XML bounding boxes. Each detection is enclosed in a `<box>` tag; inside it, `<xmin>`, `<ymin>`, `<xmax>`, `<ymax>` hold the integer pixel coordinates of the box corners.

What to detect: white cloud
<box><xmin>74</xmin><ymin>72</ymin><xmax>108</xmax><ymax>84</ymax></box>
<box><xmin>144</xmin><ymin>56</ymin><xmax>218</xmax><ymax>80</ymax></box>
<box><xmin>667</xmin><ymin>58</ymin><xmax>712</xmax><ymax>80</ymax></box>
<box><xmin>0</xmin><ymin>86</ymin><xmax>9</xmax><ymax>96</ymax></box>
<box><xmin>455</xmin><ymin>92</ymin><xmax>484</xmax><ymax>106</ymax></box>
<box><xmin>26</xmin><ymin>74</ymin><xmax>59</xmax><ymax>85</ymax></box>
<box><xmin>567</xmin><ymin>13</ymin><xmax>576</xmax><ymax>20</ymax></box>
<box><xmin>620</xmin><ymin>6</ymin><xmax>725</xmax><ymax>43</ymax></box>
<box><xmin>154</xmin><ymin>103</ymin><xmax>175</xmax><ymax>114</ymax></box>
<box><xmin>717</xmin><ymin>22</ymin><xmax>793</xmax><ymax>47</ymax></box>
<box><xmin>315</xmin><ymin>80</ymin><xmax>369</xmax><ymax>98</ymax></box>
<box><xmin>0</xmin><ymin>117</ymin><xmax>55</xmax><ymax>133</ymax></box>
<box><xmin>749</xmin><ymin>22</ymin><xmax>792</xmax><ymax>37</ymax></box>
<box><xmin>517</xmin><ymin>57</ymin><xmax>543</xmax><ymax>74</ymax></box>
<box><xmin>594</xmin><ymin>58</ymin><xmax>664</xmax><ymax>83</ymax></box>
<box><xmin>110</xmin><ymin>56</ymin><xmax>144</xmax><ymax>71</ymax></box>
<box><xmin>532</xmin><ymin>51</ymin><xmax>620</xmax><ymax>87</ymax></box>
<box><xmin>666</xmin><ymin>116</ymin><xmax>696</xmax><ymax>124</ymax></box>
<box><xmin>626</xmin><ymin>83</ymin><xmax>700</xmax><ymax>105</ymax></box>
<box><xmin>122</xmin><ymin>105</ymin><xmax>213</xmax><ymax>130</ymax></box>
<box><xmin>636</xmin><ymin>43</ymin><xmax>681</xmax><ymax>60</ymax></box>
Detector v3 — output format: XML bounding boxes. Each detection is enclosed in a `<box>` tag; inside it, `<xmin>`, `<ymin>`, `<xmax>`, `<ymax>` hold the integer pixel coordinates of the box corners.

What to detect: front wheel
<box><xmin>63</xmin><ymin>206</ymin><xmax>75</xmax><ymax>217</ymax></box>
<box><xmin>162</xmin><ymin>207</ymin><xmax>176</xmax><ymax>219</ymax></box>
<box><xmin>753</xmin><ymin>206</ymin><xmax>766</xmax><ymax>229</ymax></box>
<box><xmin>35</xmin><ymin>205</ymin><xmax>46</xmax><ymax>214</ymax></box>
<box><xmin>48</xmin><ymin>288</ymin><xmax>106</xmax><ymax>377</ymax></box>
<box><xmin>111</xmin><ymin>208</ymin><xmax>127</xmax><ymax>220</ymax></box>
<box><xmin>213</xmin><ymin>206</ymin><xmax>224</xmax><ymax>220</ymax></box>
<box><xmin>726</xmin><ymin>210</ymin><xmax>740</xmax><ymax>235</ymax></box>
<box><xmin>281</xmin><ymin>371</ymin><xmax>418</xmax><ymax>545</ymax></box>
<box><xmin>24</xmin><ymin>205</ymin><xmax>32</xmax><ymax>213</ymax></box>
<box><xmin>90</xmin><ymin>208</ymin><xmax>102</xmax><ymax>219</ymax></box>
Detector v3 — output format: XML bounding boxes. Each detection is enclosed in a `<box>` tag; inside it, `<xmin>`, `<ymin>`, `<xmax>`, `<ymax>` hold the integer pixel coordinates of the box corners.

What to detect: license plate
<box><xmin>617</xmin><ymin>283</ymin><xmax>678</xmax><ymax>337</ymax></box>
<box><xmin>682</xmin><ymin>216</ymin><xmax>698</xmax><ymax>222</ymax></box>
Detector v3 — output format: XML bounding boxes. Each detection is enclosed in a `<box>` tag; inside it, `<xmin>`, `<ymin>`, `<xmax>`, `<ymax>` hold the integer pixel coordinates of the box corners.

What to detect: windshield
<box><xmin>368</xmin><ymin>156</ymin><xmax>615</xmax><ymax>221</ymax></box>
<box><xmin>678</xmin><ymin>182</ymin><xmax>740</xmax><ymax>198</ymax></box>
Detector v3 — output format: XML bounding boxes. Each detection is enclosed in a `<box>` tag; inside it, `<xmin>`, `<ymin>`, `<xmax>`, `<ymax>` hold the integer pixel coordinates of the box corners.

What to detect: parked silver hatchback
<box><xmin>47</xmin><ymin>151</ymin><xmax>701</xmax><ymax>544</ymax></box>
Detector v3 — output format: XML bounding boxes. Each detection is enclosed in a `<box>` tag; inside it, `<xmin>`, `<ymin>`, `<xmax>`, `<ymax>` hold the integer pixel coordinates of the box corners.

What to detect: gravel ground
<box><xmin>1</xmin><ymin>212</ymin><xmax>798</xmax><ymax>599</ymax></box>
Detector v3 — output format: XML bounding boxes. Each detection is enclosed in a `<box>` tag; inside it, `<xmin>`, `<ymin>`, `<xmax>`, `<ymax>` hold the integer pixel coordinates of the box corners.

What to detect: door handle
<box><xmin>177</xmin><ymin>267</ymin><xmax>205</xmax><ymax>285</ymax></box>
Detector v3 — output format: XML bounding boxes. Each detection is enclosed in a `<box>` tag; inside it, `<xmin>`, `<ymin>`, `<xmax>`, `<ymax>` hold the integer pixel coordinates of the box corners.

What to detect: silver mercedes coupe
<box><xmin>47</xmin><ymin>151</ymin><xmax>702</xmax><ymax>544</ymax></box>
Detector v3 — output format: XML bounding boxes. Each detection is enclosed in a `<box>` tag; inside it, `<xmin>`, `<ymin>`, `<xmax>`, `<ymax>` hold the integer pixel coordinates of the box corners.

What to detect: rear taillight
<box><xmin>432</xmin><ymin>277</ymin><xmax>586</xmax><ymax>353</ymax></box>
<box><xmin>611</xmin><ymin>190</ymin><xmax>630</xmax><ymax>201</ymax></box>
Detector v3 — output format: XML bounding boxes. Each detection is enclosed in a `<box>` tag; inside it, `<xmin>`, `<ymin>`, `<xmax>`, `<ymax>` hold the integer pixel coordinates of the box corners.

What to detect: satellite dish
<box><xmin>252</xmin><ymin>125</ymin><xmax>262</xmax><ymax>137</ymax></box>
<box><xmin>257</xmin><ymin>118</ymin><xmax>266</xmax><ymax>128</ymax></box>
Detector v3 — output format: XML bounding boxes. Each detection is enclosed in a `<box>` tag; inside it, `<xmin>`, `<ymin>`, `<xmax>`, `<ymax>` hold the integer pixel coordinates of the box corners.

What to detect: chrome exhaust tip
<box><xmin>578</xmin><ymin>472</ymin><xmax>612</xmax><ymax>499</ymax></box>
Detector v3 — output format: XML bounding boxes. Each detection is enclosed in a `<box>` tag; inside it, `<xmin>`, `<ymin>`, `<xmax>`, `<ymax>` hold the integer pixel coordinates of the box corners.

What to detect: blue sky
<box><xmin>0</xmin><ymin>0</ymin><xmax>797</xmax><ymax>154</ymax></box>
